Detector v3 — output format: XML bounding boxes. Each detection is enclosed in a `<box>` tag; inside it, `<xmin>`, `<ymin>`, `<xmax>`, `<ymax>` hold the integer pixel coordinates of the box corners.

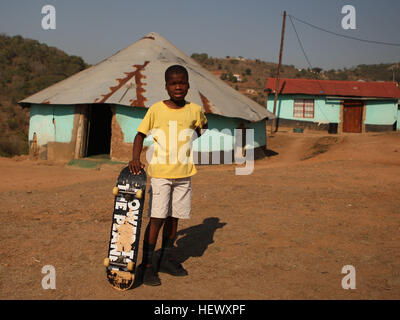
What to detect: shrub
<box><xmin>0</xmin><ymin>135</ymin><xmax>28</xmax><ymax>157</ymax></box>
<box><xmin>8</xmin><ymin>118</ymin><xmax>18</xmax><ymax>130</ymax></box>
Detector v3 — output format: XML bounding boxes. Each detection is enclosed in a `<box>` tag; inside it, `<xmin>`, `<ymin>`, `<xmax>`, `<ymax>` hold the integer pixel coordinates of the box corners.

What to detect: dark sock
<box><xmin>142</xmin><ymin>241</ymin><xmax>156</xmax><ymax>268</ymax></box>
<box><xmin>158</xmin><ymin>236</ymin><xmax>188</xmax><ymax>276</ymax></box>
<box><xmin>161</xmin><ymin>237</ymin><xmax>175</xmax><ymax>261</ymax></box>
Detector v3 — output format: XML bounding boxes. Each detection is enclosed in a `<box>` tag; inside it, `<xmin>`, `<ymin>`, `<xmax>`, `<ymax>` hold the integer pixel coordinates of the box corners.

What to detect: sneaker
<box><xmin>143</xmin><ymin>265</ymin><xmax>161</xmax><ymax>286</ymax></box>
<box><xmin>158</xmin><ymin>258</ymin><xmax>188</xmax><ymax>277</ymax></box>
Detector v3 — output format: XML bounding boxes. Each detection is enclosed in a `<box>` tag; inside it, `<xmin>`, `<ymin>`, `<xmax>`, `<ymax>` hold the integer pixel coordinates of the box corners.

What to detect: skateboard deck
<box><xmin>104</xmin><ymin>166</ymin><xmax>146</xmax><ymax>291</ymax></box>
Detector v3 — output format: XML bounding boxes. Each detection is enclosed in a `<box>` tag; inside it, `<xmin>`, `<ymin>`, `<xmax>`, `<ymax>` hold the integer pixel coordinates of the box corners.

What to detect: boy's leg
<box><xmin>162</xmin><ymin>216</ymin><xmax>179</xmax><ymax>240</ymax></box>
<box><xmin>141</xmin><ymin>178</ymin><xmax>172</xmax><ymax>286</ymax></box>
<box><xmin>158</xmin><ymin>178</ymin><xmax>191</xmax><ymax>276</ymax></box>
<box><xmin>142</xmin><ymin>217</ymin><xmax>164</xmax><ymax>267</ymax></box>
<box><xmin>158</xmin><ymin>219</ymin><xmax>188</xmax><ymax>276</ymax></box>
<box><xmin>142</xmin><ymin>218</ymin><xmax>164</xmax><ymax>286</ymax></box>
<box><xmin>161</xmin><ymin>216</ymin><xmax>178</xmax><ymax>257</ymax></box>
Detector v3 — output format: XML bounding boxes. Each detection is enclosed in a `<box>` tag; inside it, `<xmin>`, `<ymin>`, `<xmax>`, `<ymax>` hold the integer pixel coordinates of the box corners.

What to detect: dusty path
<box><xmin>0</xmin><ymin>130</ymin><xmax>399</xmax><ymax>299</ymax></box>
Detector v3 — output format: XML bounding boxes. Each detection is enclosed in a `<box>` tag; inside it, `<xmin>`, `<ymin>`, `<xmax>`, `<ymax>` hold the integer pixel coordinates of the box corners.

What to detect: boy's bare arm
<box><xmin>129</xmin><ymin>132</ymin><xmax>146</xmax><ymax>174</ymax></box>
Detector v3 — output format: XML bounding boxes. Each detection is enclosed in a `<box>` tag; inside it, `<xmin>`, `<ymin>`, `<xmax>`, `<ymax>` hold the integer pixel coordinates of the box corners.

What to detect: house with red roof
<box><xmin>265</xmin><ymin>77</ymin><xmax>400</xmax><ymax>133</ymax></box>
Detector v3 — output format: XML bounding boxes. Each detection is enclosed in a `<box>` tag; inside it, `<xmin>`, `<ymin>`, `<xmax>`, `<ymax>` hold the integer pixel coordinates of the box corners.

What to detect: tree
<box><xmin>0</xmin><ymin>33</ymin><xmax>89</xmax><ymax>157</ymax></box>
<box><xmin>191</xmin><ymin>53</ymin><xmax>208</xmax><ymax>63</ymax></box>
<box><xmin>228</xmin><ymin>72</ymin><xmax>237</xmax><ymax>83</ymax></box>
<box><xmin>312</xmin><ymin>67</ymin><xmax>323</xmax><ymax>74</ymax></box>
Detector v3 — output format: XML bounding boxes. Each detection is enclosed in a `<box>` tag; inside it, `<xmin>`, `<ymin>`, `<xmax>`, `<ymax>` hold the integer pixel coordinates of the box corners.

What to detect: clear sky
<box><xmin>0</xmin><ymin>0</ymin><xmax>399</xmax><ymax>70</ymax></box>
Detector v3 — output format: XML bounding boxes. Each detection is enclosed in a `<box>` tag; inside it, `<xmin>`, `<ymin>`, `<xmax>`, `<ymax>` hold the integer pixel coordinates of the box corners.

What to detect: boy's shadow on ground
<box><xmin>172</xmin><ymin>217</ymin><xmax>227</xmax><ymax>263</ymax></box>
<box><xmin>133</xmin><ymin>217</ymin><xmax>226</xmax><ymax>288</ymax></box>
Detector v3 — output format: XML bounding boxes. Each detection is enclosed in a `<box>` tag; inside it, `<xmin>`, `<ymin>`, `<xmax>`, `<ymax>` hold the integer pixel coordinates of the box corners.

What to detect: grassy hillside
<box><xmin>0</xmin><ymin>34</ymin><xmax>88</xmax><ymax>157</ymax></box>
<box><xmin>190</xmin><ymin>53</ymin><xmax>400</xmax><ymax>106</ymax></box>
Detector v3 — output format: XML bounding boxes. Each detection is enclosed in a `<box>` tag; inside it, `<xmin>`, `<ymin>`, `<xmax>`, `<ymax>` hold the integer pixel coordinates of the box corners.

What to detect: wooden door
<box><xmin>74</xmin><ymin>105</ymin><xmax>90</xmax><ymax>158</ymax></box>
<box><xmin>343</xmin><ymin>100</ymin><xmax>363</xmax><ymax>133</ymax></box>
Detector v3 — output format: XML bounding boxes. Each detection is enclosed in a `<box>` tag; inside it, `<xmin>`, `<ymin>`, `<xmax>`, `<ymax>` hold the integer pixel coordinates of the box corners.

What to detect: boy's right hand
<box><xmin>129</xmin><ymin>159</ymin><xmax>145</xmax><ymax>175</ymax></box>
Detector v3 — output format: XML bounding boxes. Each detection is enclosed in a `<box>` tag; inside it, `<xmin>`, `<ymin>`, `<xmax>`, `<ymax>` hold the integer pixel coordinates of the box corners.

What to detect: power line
<box><xmin>287</xmin><ymin>15</ymin><xmax>332</xmax><ymax>122</ymax></box>
<box><xmin>288</xmin><ymin>14</ymin><xmax>400</xmax><ymax>47</ymax></box>
<box><xmin>288</xmin><ymin>15</ymin><xmax>315</xmax><ymax>73</ymax></box>
<box><xmin>285</xmin><ymin>13</ymin><xmax>400</xmax><ymax>123</ymax></box>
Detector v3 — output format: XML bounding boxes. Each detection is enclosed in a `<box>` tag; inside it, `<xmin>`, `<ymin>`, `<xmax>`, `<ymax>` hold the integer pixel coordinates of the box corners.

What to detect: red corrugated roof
<box><xmin>265</xmin><ymin>77</ymin><xmax>400</xmax><ymax>99</ymax></box>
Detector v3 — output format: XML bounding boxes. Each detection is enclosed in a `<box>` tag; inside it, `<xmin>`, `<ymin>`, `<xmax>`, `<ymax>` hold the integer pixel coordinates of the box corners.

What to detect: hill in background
<box><xmin>190</xmin><ymin>53</ymin><xmax>400</xmax><ymax>106</ymax></box>
<box><xmin>0</xmin><ymin>34</ymin><xmax>88</xmax><ymax>157</ymax></box>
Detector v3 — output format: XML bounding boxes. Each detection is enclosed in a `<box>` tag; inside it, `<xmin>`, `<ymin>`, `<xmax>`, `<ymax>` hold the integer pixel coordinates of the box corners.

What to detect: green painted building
<box><xmin>265</xmin><ymin>78</ymin><xmax>400</xmax><ymax>133</ymax></box>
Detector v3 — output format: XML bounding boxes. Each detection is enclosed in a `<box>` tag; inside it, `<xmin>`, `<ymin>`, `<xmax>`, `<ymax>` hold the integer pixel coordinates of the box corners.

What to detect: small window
<box><xmin>293</xmin><ymin>99</ymin><xmax>314</xmax><ymax>118</ymax></box>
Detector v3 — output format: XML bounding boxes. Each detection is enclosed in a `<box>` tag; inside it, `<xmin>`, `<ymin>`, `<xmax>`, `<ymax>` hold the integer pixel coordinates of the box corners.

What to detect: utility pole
<box><xmin>389</xmin><ymin>63</ymin><xmax>398</xmax><ymax>82</ymax></box>
<box><xmin>270</xmin><ymin>10</ymin><xmax>286</xmax><ymax>134</ymax></box>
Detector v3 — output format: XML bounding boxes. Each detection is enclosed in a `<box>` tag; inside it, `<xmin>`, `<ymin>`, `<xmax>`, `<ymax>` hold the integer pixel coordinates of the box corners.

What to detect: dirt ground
<box><xmin>1</xmin><ymin>128</ymin><xmax>399</xmax><ymax>300</ymax></box>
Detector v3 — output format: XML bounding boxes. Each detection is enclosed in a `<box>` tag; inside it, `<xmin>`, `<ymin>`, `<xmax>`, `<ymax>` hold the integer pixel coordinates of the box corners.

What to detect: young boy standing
<box><xmin>128</xmin><ymin>65</ymin><xmax>208</xmax><ymax>286</ymax></box>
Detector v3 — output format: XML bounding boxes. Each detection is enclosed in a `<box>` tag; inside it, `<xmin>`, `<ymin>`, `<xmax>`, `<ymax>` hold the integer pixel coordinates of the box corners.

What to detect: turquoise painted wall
<box><xmin>29</xmin><ymin>104</ymin><xmax>267</xmax><ymax>152</ymax></box>
<box><xmin>115</xmin><ymin>105</ymin><xmax>155</xmax><ymax>146</ymax></box>
<box><xmin>248</xmin><ymin>119</ymin><xmax>266</xmax><ymax>148</ymax></box>
<box><xmin>192</xmin><ymin>114</ymin><xmax>265</xmax><ymax>152</ymax></box>
<box><xmin>267</xmin><ymin>95</ymin><xmax>398</xmax><ymax>126</ymax></box>
<box><xmin>115</xmin><ymin>105</ymin><xmax>266</xmax><ymax>152</ymax></box>
<box><xmin>29</xmin><ymin>104</ymin><xmax>75</xmax><ymax>146</ymax></box>
<box><xmin>365</xmin><ymin>100</ymin><xmax>397</xmax><ymax>125</ymax></box>
<box><xmin>398</xmin><ymin>107</ymin><xmax>400</xmax><ymax>130</ymax></box>
<box><xmin>266</xmin><ymin>95</ymin><xmax>340</xmax><ymax>124</ymax></box>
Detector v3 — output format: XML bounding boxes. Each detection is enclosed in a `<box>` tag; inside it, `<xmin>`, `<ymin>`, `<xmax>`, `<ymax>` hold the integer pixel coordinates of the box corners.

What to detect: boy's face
<box><xmin>165</xmin><ymin>72</ymin><xmax>189</xmax><ymax>101</ymax></box>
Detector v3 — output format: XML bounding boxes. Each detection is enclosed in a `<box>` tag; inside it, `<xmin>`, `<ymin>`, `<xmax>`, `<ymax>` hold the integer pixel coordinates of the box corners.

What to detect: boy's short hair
<box><xmin>165</xmin><ymin>65</ymin><xmax>189</xmax><ymax>82</ymax></box>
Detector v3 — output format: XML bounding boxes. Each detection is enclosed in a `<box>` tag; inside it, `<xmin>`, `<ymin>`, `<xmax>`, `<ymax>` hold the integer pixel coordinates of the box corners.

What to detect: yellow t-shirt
<box><xmin>137</xmin><ymin>101</ymin><xmax>207</xmax><ymax>179</ymax></box>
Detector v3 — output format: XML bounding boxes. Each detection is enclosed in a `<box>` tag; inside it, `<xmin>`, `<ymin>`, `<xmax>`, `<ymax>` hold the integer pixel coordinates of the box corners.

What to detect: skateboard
<box><xmin>104</xmin><ymin>166</ymin><xmax>146</xmax><ymax>291</ymax></box>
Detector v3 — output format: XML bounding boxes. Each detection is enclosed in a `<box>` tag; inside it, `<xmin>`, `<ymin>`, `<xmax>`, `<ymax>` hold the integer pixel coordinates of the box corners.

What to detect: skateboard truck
<box><xmin>104</xmin><ymin>258</ymin><xmax>134</xmax><ymax>271</ymax></box>
<box><xmin>112</xmin><ymin>187</ymin><xmax>143</xmax><ymax>199</ymax></box>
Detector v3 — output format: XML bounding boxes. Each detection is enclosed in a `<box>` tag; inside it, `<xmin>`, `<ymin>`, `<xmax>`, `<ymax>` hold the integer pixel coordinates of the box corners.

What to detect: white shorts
<box><xmin>148</xmin><ymin>177</ymin><xmax>192</xmax><ymax>219</ymax></box>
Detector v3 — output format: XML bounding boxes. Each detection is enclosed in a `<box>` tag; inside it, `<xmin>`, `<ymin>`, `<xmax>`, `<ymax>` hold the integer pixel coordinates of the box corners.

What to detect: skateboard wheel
<box><xmin>127</xmin><ymin>262</ymin><xmax>134</xmax><ymax>271</ymax></box>
<box><xmin>136</xmin><ymin>189</ymin><xmax>143</xmax><ymax>199</ymax></box>
<box><xmin>112</xmin><ymin>187</ymin><xmax>119</xmax><ymax>196</ymax></box>
<box><xmin>104</xmin><ymin>258</ymin><xmax>110</xmax><ymax>267</ymax></box>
